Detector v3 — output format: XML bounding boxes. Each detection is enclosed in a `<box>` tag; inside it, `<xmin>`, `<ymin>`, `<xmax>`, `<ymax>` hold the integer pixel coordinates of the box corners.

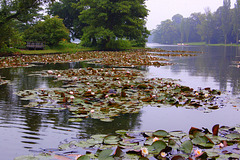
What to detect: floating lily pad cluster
<box><xmin>16</xmin><ymin>68</ymin><xmax>222</xmax><ymax>122</ymax></box>
<box><xmin>14</xmin><ymin>124</ymin><xmax>240</xmax><ymax>160</ymax></box>
<box><xmin>0</xmin><ymin>49</ymin><xmax>198</xmax><ymax>69</ymax></box>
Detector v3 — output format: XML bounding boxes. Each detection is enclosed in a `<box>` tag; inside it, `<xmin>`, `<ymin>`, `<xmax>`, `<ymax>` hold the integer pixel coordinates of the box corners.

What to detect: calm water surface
<box><xmin>0</xmin><ymin>44</ymin><xmax>240</xmax><ymax>159</ymax></box>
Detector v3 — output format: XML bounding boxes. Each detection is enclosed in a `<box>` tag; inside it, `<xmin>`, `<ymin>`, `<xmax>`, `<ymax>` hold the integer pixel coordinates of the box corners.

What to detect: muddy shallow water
<box><xmin>0</xmin><ymin>44</ymin><xmax>239</xmax><ymax>159</ymax></box>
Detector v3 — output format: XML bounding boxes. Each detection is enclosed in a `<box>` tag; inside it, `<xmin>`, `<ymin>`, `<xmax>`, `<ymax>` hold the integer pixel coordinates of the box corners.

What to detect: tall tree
<box><xmin>0</xmin><ymin>0</ymin><xmax>53</xmax><ymax>49</ymax></box>
<box><xmin>188</xmin><ymin>13</ymin><xmax>202</xmax><ymax>42</ymax></box>
<box><xmin>197</xmin><ymin>9</ymin><xmax>214</xmax><ymax>44</ymax></box>
<box><xmin>221</xmin><ymin>0</ymin><xmax>231</xmax><ymax>44</ymax></box>
<box><xmin>77</xmin><ymin>0</ymin><xmax>149</xmax><ymax>49</ymax></box>
<box><xmin>233</xmin><ymin>0</ymin><xmax>240</xmax><ymax>44</ymax></box>
<box><xmin>0</xmin><ymin>0</ymin><xmax>53</xmax><ymax>27</ymax></box>
<box><xmin>49</xmin><ymin>0</ymin><xmax>85</xmax><ymax>40</ymax></box>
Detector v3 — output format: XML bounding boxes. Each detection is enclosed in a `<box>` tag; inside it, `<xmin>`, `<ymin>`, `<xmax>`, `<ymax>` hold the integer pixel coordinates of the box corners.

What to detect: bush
<box><xmin>24</xmin><ymin>16</ymin><xmax>70</xmax><ymax>47</ymax></box>
<box><xmin>104</xmin><ymin>39</ymin><xmax>132</xmax><ymax>51</ymax></box>
<box><xmin>0</xmin><ymin>46</ymin><xmax>21</xmax><ymax>56</ymax></box>
<box><xmin>58</xmin><ymin>39</ymin><xmax>81</xmax><ymax>49</ymax></box>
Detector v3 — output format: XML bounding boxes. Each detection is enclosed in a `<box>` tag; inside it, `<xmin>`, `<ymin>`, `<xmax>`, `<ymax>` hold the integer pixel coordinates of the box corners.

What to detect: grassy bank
<box><xmin>20</xmin><ymin>47</ymin><xmax>93</xmax><ymax>55</ymax></box>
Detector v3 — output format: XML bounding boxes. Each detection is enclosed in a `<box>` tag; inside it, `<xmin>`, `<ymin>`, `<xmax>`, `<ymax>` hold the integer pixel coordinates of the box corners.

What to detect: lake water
<box><xmin>0</xmin><ymin>44</ymin><xmax>240</xmax><ymax>159</ymax></box>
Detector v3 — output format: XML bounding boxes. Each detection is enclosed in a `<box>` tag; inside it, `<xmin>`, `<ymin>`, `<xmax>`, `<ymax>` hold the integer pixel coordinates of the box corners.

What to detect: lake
<box><xmin>0</xmin><ymin>44</ymin><xmax>239</xmax><ymax>159</ymax></box>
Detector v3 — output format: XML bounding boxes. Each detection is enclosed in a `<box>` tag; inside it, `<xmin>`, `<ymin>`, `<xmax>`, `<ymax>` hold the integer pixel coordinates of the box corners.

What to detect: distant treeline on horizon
<box><xmin>150</xmin><ymin>0</ymin><xmax>240</xmax><ymax>45</ymax></box>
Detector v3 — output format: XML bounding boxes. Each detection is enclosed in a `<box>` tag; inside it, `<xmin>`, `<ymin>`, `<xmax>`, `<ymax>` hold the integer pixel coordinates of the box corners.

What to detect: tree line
<box><xmin>151</xmin><ymin>0</ymin><xmax>240</xmax><ymax>45</ymax></box>
<box><xmin>0</xmin><ymin>0</ymin><xmax>149</xmax><ymax>54</ymax></box>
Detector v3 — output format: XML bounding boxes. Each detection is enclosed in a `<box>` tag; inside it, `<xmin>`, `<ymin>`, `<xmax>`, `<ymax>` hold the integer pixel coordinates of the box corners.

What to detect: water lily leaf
<box><xmin>103</xmin><ymin>135</ymin><xmax>121</xmax><ymax>145</ymax></box>
<box><xmin>113</xmin><ymin>146</ymin><xmax>123</xmax><ymax>158</ymax></box>
<box><xmin>100</xmin><ymin>118</ymin><xmax>114</xmax><ymax>122</ymax></box>
<box><xmin>58</xmin><ymin>143</ymin><xmax>70</xmax><ymax>150</ymax></box>
<box><xmin>192</xmin><ymin>136</ymin><xmax>214</xmax><ymax>148</ymax></box>
<box><xmin>119</xmin><ymin>141</ymin><xmax>138</xmax><ymax>147</ymax></box>
<box><xmin>218</xmin><ymin>153</ymin><xmax>240</xmax><ymax>159</ymax></box>
<box><xmin>14</xmin><ymin>154</ymin><xmax>52</xmax><ymax>160</ymax></box>
<box><xmin>115</xmin><ymin>130</ymin><xmax>128</xmax><ymax>135</ymax></box>
<box><xmin>91</xmin><ymin>134</ymin><xmax>107</xmax><ymax>143</ymax></box>
<box><xmin>151</xmin><ymin>140</ymin><xmax>167</xmax><ymax>153</ymax></box>
<box><xmin>153</xmin><ymin>130</ymin><xmax>168</xmax><ymax>137</ymax></box>
<box><xmin>205</xmin><ymin>150</ymin><xmax>219</xmax><ymax>158</ymax></box>
<box><xmin>212</xmin><ymin>124</ymin><xmax>219</xmax><ymax>136</ymax></box>
<box><xmin>98</xmin><ymin>149</ymin><xmax>114</xmax><ymax>160</ymax></box>
<box><xmin>168</xmin><ymin>139</ymin><xmax>180</xmax><ymax>150</ymax></box>
<box><xmin>77</xmin><ymin>155</ymin><xmax>90</xmax><ymax>160</ymax></box>
<box><xmin>75</xmin><ymin>141</ymin><xmax>94</xmax><ymax>148</ymax></box>
<box><xmin>189</xmin><ymin>127</ymin><xmax>202</xmax><ymax>136</ymax></box>
<box><xmin>225</xmin><ymin>133</ymin><xmax>240</xmax><ymax>139</ymax></box>
<box><xmin>68</xmin><ymin>118</ymin><xmax>83</xmax><ymax>122</ymax></box>
<box><xmin>169</xmin><ymin>131</ymin><xmax>187</xmax><ymax>138</ymax></box>
<box><xmin>180</xmin><ymin>140</ymin><xmax>193</xmax><ymax>154</ymax></box>
<box><xmin>171</xmin><ymin>155</ymin><xmax>185</xmax><ymax>160</ymax></box>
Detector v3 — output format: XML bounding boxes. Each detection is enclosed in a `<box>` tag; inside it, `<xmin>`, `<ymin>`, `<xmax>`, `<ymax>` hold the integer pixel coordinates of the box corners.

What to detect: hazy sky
<box><xmin>146</xmin><ymin>0</ymin><xmax>235</xmax><ymax>30</ymax></box>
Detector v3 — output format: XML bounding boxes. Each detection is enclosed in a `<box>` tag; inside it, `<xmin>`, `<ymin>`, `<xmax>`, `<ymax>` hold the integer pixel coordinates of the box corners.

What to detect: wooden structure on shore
<box><xmin>26</xmin><ymin>42</ymin><xmax>45</xmax><ymax>50</ymax></box>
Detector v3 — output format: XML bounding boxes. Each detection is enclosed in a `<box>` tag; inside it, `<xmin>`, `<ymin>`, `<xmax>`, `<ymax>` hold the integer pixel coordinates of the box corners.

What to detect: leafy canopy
<box><xmin>77</xmin><ymin>0</ymin><xmax>149</xmax><ymax>50</ymax></box>
<box><xmin>24</xmin><ymin>16</ymin><xmax>70</xmax><ymax>47</ymax></box>
<box><xmin>48</xmin><ymin>0</ymin><xmax>85</xmax><ymax>40</ymax></box>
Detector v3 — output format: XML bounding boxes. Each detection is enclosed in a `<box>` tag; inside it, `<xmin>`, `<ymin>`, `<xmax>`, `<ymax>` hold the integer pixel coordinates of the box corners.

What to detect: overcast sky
<box><xmin>145</xmin><ymin>0</ymin><xmax>235</xmax><ymax>30</ymax></box>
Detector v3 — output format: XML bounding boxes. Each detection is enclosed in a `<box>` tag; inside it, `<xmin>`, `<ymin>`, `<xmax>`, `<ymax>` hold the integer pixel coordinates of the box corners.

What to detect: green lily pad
<box><xmin>151</xmin><ymin>140</ymin><xmax>167</xmax><ymax>153</ymax></box>
<box><xmin>180</xmin><ymin>140</ymin><xmax>193</xmax><ymax>154</ymax></box>
<box><xmin>153</xmin><ymin>130</ymin><xmax>169</xmax><ymax>137</ymax></box>
<box><xmin>77</xmin><ymin>155</ymin><xmax>90</xmax><ymax>160</ymax></box>
<box><xmin>98</xmin><ymin>149</ymin><xmax>114</xmax><ymax>160</ymax></box>
<box><xmin>103</xmin><ymin>135</ymin><xmax>121</xmax><ymax>145</ymax></box>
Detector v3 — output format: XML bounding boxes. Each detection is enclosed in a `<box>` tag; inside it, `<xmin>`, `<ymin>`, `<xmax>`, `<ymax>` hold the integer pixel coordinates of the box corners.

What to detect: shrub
<box><xmin>24</xmin><ymin>16</ymin><xmax>70</xmax><ymax>47</ymax></box>
<box><xmin>104</xmin><ymin>39</ymin><xmax>132</xmax><ymax>51</ymax></box>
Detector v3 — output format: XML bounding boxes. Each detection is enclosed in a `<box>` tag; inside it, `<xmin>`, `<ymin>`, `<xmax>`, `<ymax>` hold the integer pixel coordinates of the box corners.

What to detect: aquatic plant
<box><xmin>16</xmin><ymin>68</ymin><xmax>222</xmax><ymax>122</ymax></box>
<box><xmin>0</xmin><ymin>49</ymin><xmax>198</xmax><ymax>69</ymax></box>
<box><xmin>14</xmin><ymin>124</ymin><xmax>240</xmax><ymax>160</ymax></box>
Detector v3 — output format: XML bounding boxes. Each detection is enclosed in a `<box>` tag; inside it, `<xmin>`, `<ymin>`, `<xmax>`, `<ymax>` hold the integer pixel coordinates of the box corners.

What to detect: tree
<box><xmin>233</xmin><ymin>0</ymin><xmax>240</xmax><ymax>44</ymax></box>
<box><xmin>77</xmin><ymin>0</ymin><xmax>149</xmax><ymax>50</ymax></box>
<box><xmin>221</xmin><ymin>0</ymin><xmax>231</xmax><ymax>44</ymax></box>
<box><xmin>0</xmin><ymin>0</ymin><xmax>54</xmax><ymax>28</ymax></box>
<box><xmin>188</xmin><ymin>13</ymin><xmax>202</xmax><ymax>42</ymax></box>
<box><xmin>172</xmin><ymin>14</ymin><xmax>183</xmax><ymax>43</ymax></box>
<box><xmin>0</xmin><ymin>0</ymin><xmax>54</xmax><ymax>49</ymax></box>
<box><xmin>48</xmin><ymin>0</ymin><xmax>85</xmax><ymax>39</ymax></box>
<box><xmin>24</xmin><ymin>16</ymin><xmax>70</xmax><ymax>46</ymax></box>
<box><xmin>197</xmin><ymin>9</ymin><xmax>214</xmax><ymax>44</ymax></box>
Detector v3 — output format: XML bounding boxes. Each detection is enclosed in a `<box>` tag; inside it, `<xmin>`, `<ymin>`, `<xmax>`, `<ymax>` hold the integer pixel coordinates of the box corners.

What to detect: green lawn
<box><xmin>20</xmin><ymin>47</ymin><xmax>94</xmax><ymax>55</ymax></box>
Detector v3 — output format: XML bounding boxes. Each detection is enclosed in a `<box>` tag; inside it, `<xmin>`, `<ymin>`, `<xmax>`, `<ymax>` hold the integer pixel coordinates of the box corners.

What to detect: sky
<box><xmin>145</xmin><ymin>0</ymin><xmax>235</xmax><ymax>30</ymax></box>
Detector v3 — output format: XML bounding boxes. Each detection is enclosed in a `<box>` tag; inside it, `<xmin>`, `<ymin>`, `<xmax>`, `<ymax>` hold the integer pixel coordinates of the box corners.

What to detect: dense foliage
<box><xmin>151</xmin><ymin>0</ymin><xmax>240</xmax><ymax>45</ymax></box>
<box><xmin>76</xmin><ymin>0</ymin><xmax>149</xmax><ymax>50</ymax></box>
<box><xmin>48</xmin><ymin>0</ymin><xmax>85</xmax><ymax>40</ymax></box>
<box><xmin>24</xmin><ymin>16</ymin><xmax>70</xmax><ymax>47</ymax></box>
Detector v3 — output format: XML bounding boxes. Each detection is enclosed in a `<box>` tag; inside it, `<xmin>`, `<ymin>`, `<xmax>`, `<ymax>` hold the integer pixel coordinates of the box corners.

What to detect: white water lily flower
<box><xmin>160</xmin><ymin>152</ymin><xmax>167</xmax><ymax>158</ymax></box>
<box><xmin>70</xmin><ymin>96</ymin><xmax>75</xmax><ymax>99</ymax></box>
<box><xmin>153</xmin><ymin>137</ymin><xmax>159</xmax><ymax>142</ymax></box>
<box><xmin>69</xmin><ymin>91</ymin><xmax>74</xmax><ymax>95</ymax></box>
<box><xmin>141</xmin><ymin>147</ymin><xmax>148</xmax><ymax>157</ymax></box>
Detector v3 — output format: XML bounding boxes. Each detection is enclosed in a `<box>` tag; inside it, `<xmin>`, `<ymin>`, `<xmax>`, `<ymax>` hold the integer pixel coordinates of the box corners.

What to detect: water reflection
<box><xmin>0</xmin><ymin>45</ymin><xmax>239</xmax><ymax>159</ymax></box>
<box><xmin>147</xmin><ymin>44</ymin><xmax>240</xmax><ymax>94</ymax></box>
